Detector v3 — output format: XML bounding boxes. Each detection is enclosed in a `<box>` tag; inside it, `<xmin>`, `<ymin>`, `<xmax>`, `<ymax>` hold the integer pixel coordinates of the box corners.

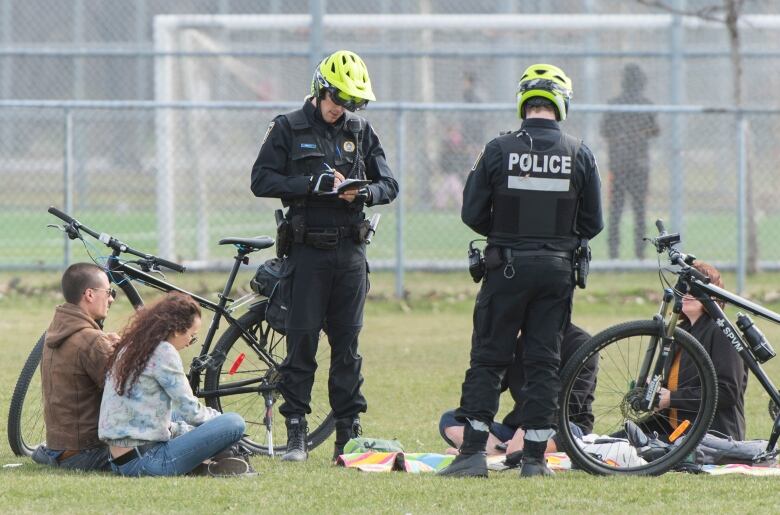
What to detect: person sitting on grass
<box><xmin>439</xmin><ymin>322</ymin><xmax>598</xmax><ymax>466</ymax></box>
<box><xmin>99</xmin><ymin>292</ymin><xmax>251</xmax><ymax>477</ymax></box>
<box><xmin>32</xmin><ymin>263</ymin><xmax>119</xmax><ymax>471</ymax></box>
<box><xmin>626</xmin><ymin>260</ymin><xmax>749</xmax><ymax>460</ymax></box>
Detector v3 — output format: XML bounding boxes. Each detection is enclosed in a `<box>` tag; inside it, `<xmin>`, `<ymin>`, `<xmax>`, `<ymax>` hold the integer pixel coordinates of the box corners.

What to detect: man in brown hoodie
<box><xmin>31</xmin><ymin>262</ymin><xmax>119</xmax><ymax>471</ymax></box>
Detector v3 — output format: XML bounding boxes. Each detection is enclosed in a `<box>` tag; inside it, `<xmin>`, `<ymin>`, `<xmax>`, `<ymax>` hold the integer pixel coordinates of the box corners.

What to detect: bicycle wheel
<box><xmin>8</xmin><ymin>333</ymin><xmax>46</xmax><ymax>456</ymax></box>
<box><xmin>204</xmin><ymin>304</ymin><xmax>334</xmax><ymax>456</ymax></box>
<box><xmin>557</xmin><ymin>319</ymin><xmax>717</xmax><ymax>475</ymax></box>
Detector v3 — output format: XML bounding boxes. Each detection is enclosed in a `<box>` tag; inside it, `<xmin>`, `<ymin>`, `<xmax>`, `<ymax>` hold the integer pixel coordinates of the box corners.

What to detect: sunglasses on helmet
<box><xmin>517</xmin><ymin>78</ymin><xmax>572</xmax><ymax>99</ymax></box>
<box><xmin>326</xmin><ymin>87</ymin><xmax>369</xmax><ymax>112</ymax></box>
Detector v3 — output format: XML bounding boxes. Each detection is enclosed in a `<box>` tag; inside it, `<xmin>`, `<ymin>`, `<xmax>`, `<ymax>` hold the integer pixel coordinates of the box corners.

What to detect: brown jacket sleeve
<box><xmin>80</xmin><ymin>332</ymin><xmax>113</xmax><ymax>388</ymax></box>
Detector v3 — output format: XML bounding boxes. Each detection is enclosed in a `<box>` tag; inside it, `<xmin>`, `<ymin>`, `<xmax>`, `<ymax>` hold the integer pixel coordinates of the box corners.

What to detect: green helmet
<box><xmin>516</xmin><ymin>63</ymin><xmax>573</xmax><ymax>121</ymax></box>
<box><xmin>311</xmin><ymin>50</ymin><xmax>376</xmax><ymax>110</ymax></box>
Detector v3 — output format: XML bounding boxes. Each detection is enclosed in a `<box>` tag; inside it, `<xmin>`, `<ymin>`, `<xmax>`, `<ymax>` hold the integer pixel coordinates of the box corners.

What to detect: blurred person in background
<box><xmin>601</xmin><ymin>63</ymin><xmax>659</xmax><ymax>260</ymax></box>
<box><xmin>439</xmin><ymin>63</ymin><xmax>603</xmax><ymax>478</ymax></box>
<box><xmin>32</xmin><ymin>263</ymin><xmax>118</xmax><ymax>471</ymax></box>
<box><xmin>434</xmin><ymin>72</ymin><xmax>485</xmax><ymax>210</ymax></box>
<box><xmin>251</xmin><ymin>50</ymin><xmax>398</xmax><ymax>462</ymax></box>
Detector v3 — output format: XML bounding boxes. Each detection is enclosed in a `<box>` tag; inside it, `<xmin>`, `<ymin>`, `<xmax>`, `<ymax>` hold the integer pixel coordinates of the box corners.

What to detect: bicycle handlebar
<box><xmin>650</xmin><ymin>218</ymin><xmax>710</xmax><ymax>284</ymax></box>
<box><xmin>48</xmin><ymin>206</ymin><xmax>186</xmax><ymax>273</ymax></box>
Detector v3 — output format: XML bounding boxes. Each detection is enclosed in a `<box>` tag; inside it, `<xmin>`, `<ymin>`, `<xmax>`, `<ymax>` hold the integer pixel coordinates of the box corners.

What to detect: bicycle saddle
<box><xmin>218</xmin><ymin>236</ymin><xmax>275</xmax><ymax>250</ymax></box>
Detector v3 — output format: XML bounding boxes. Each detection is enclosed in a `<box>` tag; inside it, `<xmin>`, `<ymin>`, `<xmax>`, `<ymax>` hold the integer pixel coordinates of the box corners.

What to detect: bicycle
<box><xmin>7</xmin><ymin>206</ymin><xmax>335</xmax><ymax>457</ymax></box>
<box><xmin>557</xmin><ymin>220</ymin><xmax>780</xmax><ymax>475</ymax></box>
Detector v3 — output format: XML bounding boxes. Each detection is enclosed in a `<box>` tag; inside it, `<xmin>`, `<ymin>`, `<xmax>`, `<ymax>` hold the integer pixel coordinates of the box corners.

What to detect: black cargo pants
<box><xmin>455</xmin><ymin>254</ymin><xmax>574</xmax><ymax>430</ymax></box>
<box><xmin>277</xmin><ymin>238</ymin><xmax>368</xmax><ymax>420</ymax></box>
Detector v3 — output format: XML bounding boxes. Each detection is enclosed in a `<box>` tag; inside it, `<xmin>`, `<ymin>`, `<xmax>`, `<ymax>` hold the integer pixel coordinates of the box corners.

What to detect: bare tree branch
<box><xmin>636</xmin><ymin>0</ymin><xmax>726</xmax><ymax>23</ymax></box>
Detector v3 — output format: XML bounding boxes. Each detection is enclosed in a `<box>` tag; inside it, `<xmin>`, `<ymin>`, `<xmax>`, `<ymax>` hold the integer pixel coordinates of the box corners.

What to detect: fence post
<box><xmin>395</xmin><ymin>108</ymin><xmax>406</xmax><ymax>299</ymax></box>
<box><xmin>63</xmin><ymin>108</ymin><xmax>74</xmax><ymax>268</ymax></box>
<box><xmin>736</xmin><ymin>113</ymin><xmax>747</xmax><ymax>294</ymax></box>
<box><xmin>669</xmin><ymin>5</ymin><xmax>685</xmax><ymax>235</ymax></box>
<box><xmin>154</xmin><ymin>19</ymin><xmax>175</xmax><ymax>260</ymax></box>
<box><xmin>309</xmin><ymin>0</ymin><xmax>325</xmax><ymax>73</ymax></box>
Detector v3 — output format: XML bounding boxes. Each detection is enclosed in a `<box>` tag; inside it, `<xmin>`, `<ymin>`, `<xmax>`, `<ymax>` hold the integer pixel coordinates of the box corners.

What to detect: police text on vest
<box><xmin>508</xmin><ymin>153</ymin><xmax>571</xmax><ymax>174</ymax></box>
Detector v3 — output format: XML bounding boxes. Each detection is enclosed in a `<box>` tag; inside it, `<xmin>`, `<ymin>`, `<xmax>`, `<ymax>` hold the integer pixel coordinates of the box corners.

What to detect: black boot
<box><xmin>520</xmin><ymin>439</ymin><xmax>554</xmax><ymax>477</ymax></box>
<box><xmin>437</xmin><ymin>422</ymin><xmax>489</xmax><ymax>478</ymax></box>
<box><xmin>281</xmin><ymin>417</ymin><xmax>308</xmax><ymax>462</ymax></box>
<box><xmin>333</xmin><ymin>417</ymin><xmax>362</xmax><ymax>461</ymax></box>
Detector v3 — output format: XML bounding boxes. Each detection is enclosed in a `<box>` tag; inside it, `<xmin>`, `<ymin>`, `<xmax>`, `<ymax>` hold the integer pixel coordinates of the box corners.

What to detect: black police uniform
<box><xmin>456</xmin><ymin>117</ymin><xmax>603</xmax><ymax>433</ymax></box>
<box><xmin>502</xmin><ymin>323</ymin><xmax>599</xmax><ymax>446</ymax></box>
<box><xmin>251</xmin><ymin>99</ymin><xmax>398</xmax><ymax>420</ymax></box>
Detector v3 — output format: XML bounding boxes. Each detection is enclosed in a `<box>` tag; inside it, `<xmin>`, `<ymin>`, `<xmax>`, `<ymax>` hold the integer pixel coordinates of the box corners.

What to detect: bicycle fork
<box><xmin>636</xmin><ymin>288</ymin><xmax>679</xmax><ymax>413</ymax></box>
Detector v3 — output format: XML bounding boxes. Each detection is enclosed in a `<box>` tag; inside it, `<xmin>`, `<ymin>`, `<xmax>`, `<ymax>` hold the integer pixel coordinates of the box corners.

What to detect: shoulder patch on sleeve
<box><xmin>261</xmin><ymin>121</ymin><xmax>275</xmax><ymax>145</ymax></box>
<box><xmin>471</xmin><ymin>146</ymin><xmax>486</xmax><ymax>172</ymax></box>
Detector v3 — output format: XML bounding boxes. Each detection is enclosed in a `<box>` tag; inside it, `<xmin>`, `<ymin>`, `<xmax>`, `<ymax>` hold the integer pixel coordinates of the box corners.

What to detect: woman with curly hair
<box><xmin>99</xmin><ymin>292</ymin><xmax>248</xmax><ymax>476</ymax></box>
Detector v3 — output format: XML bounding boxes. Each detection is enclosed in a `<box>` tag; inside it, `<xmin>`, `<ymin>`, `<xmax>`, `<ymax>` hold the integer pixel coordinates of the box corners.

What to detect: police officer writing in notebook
<box><xmin>439</xmin><ymin>64</ymin><xmax>603</xmax><ymax>478</ymax></box>
<box><xmin>251</xmin><ymin>50</ymin><xmax>398</xmax><ymax>462</ymax></box>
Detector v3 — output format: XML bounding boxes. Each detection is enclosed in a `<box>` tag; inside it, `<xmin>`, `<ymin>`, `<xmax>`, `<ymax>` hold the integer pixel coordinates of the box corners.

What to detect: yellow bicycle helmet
<box><xmin>516</xmin><ymin>63</ymin><xmax>573</xmax><ymax>121</ymax></box>
<box><xmin>311</xmin><ymin>50</ymin><xmax>376</xmax><ymax>111</ymax></box>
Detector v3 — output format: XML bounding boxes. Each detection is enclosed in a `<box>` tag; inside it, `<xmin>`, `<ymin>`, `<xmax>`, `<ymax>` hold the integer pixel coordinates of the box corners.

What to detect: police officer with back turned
<box><xmin>439</xmin><ymin>64</ymin><xmax>603</xmax><ymax>478</ymax></box>
<box><xmin>251</xmin><ymin>50</ymin><xmax>398</xmax><ymax>462</ymax></box>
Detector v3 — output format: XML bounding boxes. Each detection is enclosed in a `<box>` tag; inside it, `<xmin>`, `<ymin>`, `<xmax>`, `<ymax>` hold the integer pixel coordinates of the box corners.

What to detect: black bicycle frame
<box><xmin>103</xmin><ymin>249</ymin><xmax>275</xmax><ymax>399</ymax></box>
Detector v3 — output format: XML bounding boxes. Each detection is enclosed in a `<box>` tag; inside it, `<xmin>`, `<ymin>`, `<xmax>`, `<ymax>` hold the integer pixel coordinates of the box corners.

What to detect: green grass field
<box><xmin>2</xmin><ymin>270</ymin><xmax>780</xmax><ymax>513</ymax></box>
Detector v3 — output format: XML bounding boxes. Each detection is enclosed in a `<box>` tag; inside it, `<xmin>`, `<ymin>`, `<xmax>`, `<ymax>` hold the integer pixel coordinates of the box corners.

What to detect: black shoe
<box><xmin>519</xmin><ymin>456</ymin><xmax>554</xmax><ymax>477</ymax></box>
<box><xmin>212</xmin><ymin>442</ymin><xmax>253</xmax><ymax>461</ymax></box>
<box><xmin>624</xmin><ymin>420</ymin><xmax>671</xmax><ymax>462</ymax></box>
<box><xmin>281</xmin><ymin>417</ymin><xmax>308</xmax><ymax>462</ymax></box>
<box><xmin>333</xmin><ymin>417</ymin><xmax>362</xmax><ymax>461</ymax></box>
<box><xmin>437</xmin><ymin>453</ymin><xmax>488</xmax><ymax>478</ymax></box>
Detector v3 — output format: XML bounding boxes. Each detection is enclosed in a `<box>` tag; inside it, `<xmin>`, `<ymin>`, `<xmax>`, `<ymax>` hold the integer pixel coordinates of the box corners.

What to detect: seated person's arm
<box><xmin>153</xmin><ymin>344</ymin><xmax>221</xmax><ymax>426</ymax></box>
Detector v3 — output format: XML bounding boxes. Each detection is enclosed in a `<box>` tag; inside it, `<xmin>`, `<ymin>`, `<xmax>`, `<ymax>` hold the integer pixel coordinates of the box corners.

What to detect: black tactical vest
<box><xmin>283</xmin><ymin>108</ymin><xmax>363</xmax><ymax>211</ymax></box>
<box><xmin>490</xmin><ymin>130</ymin><xmax>582</xmax><ymax>240</ymax></box>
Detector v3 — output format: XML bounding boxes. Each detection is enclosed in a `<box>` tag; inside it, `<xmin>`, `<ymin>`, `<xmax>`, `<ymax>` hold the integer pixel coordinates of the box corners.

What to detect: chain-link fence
<box><xmin>2</xmin><ymin>1</ymin><xmax>780</xmax><ymax>295</ymax></box>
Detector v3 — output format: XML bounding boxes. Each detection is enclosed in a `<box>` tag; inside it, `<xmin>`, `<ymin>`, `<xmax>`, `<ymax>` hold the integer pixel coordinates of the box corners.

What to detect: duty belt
<box><xmin>502</xmin><ymin>248</ymin><xmax>572</xmax><ymax>260</ymax></box>
<box><xmin>304</xmin><ymin>226</ymin><xmax>354</xmax><ymax>249</ymax></box>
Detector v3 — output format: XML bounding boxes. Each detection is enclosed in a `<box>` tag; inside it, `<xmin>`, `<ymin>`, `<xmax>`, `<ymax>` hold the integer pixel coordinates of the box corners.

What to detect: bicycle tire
<box><xmin>557</xmin><ymin>319</ymin><xmax>717</xmax><ymax>475</ymax></box>
<box><xmin>204</xmin><ymin>304</ymin><xmax>335</xmax><ymax>456</ymax></box>
<box><xmin>7</xmin><ymin>333</ymin><xmax>46</xmax><ymax>456</ymax></box>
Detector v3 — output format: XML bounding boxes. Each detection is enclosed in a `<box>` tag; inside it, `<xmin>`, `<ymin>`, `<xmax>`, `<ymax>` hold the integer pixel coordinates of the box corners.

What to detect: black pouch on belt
<box><xmin>484</xmin><ymin>245</ymin><xmax>503</xmax><ymax>270</ymax></box>
<box><xmin>353</xmin><ymin>219</ymin><xmax>371</xmax><ymax>244</ymax></box>
<box><xmin>275</xmin><ymin>210</ymin><xmax>292</xmax><ymax>258</ymax></box>
<box><xmin>574</xmin><ymin>238</ymin><xmax>591</xmax><ymax>289</ymax></box>
<box><xmin>305</xmin><ymin>228</ymin><xmax>340</xmax><ymax>250</ymax></box>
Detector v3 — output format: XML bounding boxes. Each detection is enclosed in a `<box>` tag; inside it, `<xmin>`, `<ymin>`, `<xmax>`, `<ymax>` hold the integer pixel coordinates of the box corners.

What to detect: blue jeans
<box><xmin>32</xmin><ymin>445</ymin><xmax>111</xmax><ymax>472</ymax></box>
<box><xmin>439</xmin><ymin>409</ymin><xmax>515</xmax><ymax>448</ymax></box>
<box><xmin>110</xmin><ymin>413</ymin><xmax>245</xmax><ymax>477</ymax></box>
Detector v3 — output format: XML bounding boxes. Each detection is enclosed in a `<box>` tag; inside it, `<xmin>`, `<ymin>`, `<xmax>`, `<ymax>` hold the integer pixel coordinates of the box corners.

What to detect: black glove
<box><xmin>309</xmin><ymin>172</ymin><xmax>336</xmax><ymax>194</ymax></box>
<box><xmin>354</xmin><ymin>186</ymin><xmax>372</xmax><ymax>204</ymax></box>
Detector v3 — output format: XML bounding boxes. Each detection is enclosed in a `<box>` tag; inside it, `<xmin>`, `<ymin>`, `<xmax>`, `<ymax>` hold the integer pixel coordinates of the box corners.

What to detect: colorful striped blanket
<box><xmin>336</xmin><ymin>452</ymin><xmax>455</xmax><ymax>473</ymax></box>
<box><xmin>337</xmin><ymin>451</ymin><xmax>780</xmax><ymax>475</ymax></box>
